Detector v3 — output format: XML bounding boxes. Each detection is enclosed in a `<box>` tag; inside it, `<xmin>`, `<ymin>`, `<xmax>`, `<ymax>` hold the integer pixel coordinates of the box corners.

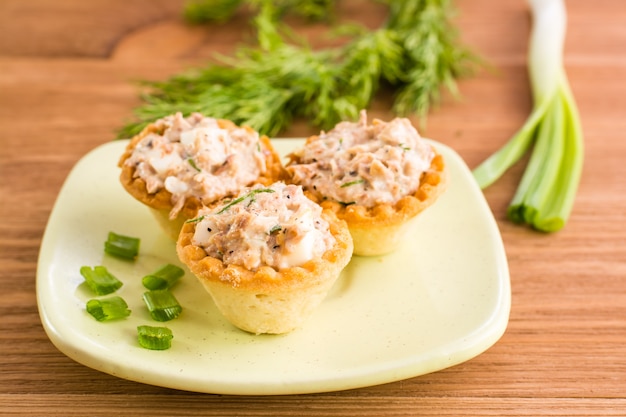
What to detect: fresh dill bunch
<box><xmin>385</xmin><ymin>0</ymin><xmax>478</xmax><ymax>119</ymax></box>
<box><xmin>118</xmin><ymin>0</ymin><xmax>477</xmax><ymax>139</ymax></box>
<box><xmin>119</xmin><ymin>0</ymin><xmax>345</xmax><ymax>138</ymax></box>
<box><xmin>286</xmin><ymin>0</ymin><xmax>335</xmax><ymax>21</ymax></box>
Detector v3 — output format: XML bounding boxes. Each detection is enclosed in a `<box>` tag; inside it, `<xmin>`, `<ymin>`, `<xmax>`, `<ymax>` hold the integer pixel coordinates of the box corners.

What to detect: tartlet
<box><xmin>118</xmin><ymin>112</ymin><xmax>285</xmax><ymax>239</ymax></box>
<box><xmin>176</xmin><ymin>182</ymin><xmax>353</xmax><ymax>335</ymax></box>
<box><xmin>286</xmin><ymin>110</ymin><xmax>447</xmax><ymax>256</ymax></box>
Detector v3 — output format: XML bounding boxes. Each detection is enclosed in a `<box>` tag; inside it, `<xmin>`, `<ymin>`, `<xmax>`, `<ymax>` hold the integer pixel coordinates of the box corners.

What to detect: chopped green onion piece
<box><xmin>137</xmin><ymin>325</ymin><xmax>173</xmax><ymax>350</ymax></box>
<box><xmin>80</xmin><ymin>265</ymin><xmax>123</xmax><ymax>295</ymax></box>
<box><xmin>142</xmin><ymin>289</ymin><xmax>183</xmax><ymax>322</ymax></box>
<box><xmin>86</xmin><ymin>296</ymin><xmax>131</xmax><ymax>321</ymax></box>
<box><xmin>104</xmin><ymin>232</ymin><xmax>140</xmax><ymax>260</ymax></box>
<box><xmin>142</xmin><ymin>264</ymin><xmax>185</xmax><ymax>290</ymax></box>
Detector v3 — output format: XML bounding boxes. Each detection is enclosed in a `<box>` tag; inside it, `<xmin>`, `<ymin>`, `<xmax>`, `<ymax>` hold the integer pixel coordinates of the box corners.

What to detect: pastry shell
<box><xmin>176</xmin><ymin>209</ymin><xmax>353</xmax><ymax>335</ymax></box>
<box><xmin>290</xmin><ymin>147</ymin><xmax>447</xmax><ymax>256</ymax></box>
<box><xmin>118</xmin><ymin>120</ymin><xmax>285</xmax><ymax>240</ymax></box>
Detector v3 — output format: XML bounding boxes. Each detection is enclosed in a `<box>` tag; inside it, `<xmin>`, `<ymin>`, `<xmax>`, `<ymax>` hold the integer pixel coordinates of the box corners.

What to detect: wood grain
<box><xmin>1</xmin><ymin>0</ymin><xmax>626</xmax><ymax>415</ymax></box>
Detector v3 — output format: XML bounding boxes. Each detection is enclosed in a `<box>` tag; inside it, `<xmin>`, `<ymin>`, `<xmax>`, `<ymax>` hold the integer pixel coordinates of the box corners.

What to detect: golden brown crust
<box><xmin>286</xmin><ymin>144</ymin><xmax>447</xmax><ymax>256</ymax></box>
<box><xmin>176</xmin><ymin>209</ymin><xmax>353</xmax><ymax>292</ymax></box>
<box><xmin>117</xmin><ymin>119</ymin><xmax>287</xmax><ymax>221</ymax></box>
<box><xmin>176</xmin><ymin>209</ymin><xmax>353</xmax><ymax>334</ymax></box>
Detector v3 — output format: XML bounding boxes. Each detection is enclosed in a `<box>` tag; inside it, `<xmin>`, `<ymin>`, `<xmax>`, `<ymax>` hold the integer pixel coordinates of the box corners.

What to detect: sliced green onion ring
<box><xmin>137</xmin><ymin>325</ymin><xmax>174</xmax><ymax>350</ymax></box>
<box><xmin>142</xmin><ymin>264</ymin><xmax>185</xmax><ymax>290</ymax></box>
<box><xmin>142</xmin><ymin>289</ymin><xmax>183</xmax><ymax>322</ymax></box>
<box><xmin>104</xmin><ymin>232</ymin><xmax>140</xmax><ymax>259</ymax></box>
<box><xmin>86</xmin><ymin>296</ymin><xmax>131</xmax><ymax>322</ymax></box>
<box><xmin>80</xmin><ymin>265</ymin><xmax>123</xmax><ymax>295</ymax></box>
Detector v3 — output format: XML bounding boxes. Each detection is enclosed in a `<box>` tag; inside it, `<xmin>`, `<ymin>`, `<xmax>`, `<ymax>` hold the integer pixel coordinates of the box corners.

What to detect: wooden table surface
<box><xmin>1</xmin><ymin>0</ymin><xmax>625</xmax><ymax>415</ymax></box>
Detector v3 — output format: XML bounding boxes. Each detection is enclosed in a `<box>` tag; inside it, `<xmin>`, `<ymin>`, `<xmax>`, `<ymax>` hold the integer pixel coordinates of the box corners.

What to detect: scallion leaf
<box><xmin>142</xmin><ymin>264</ymin><xmax>185</xmax><ymax>290</ymax></box>
<box><xmin>142</xmin><ymin>289</ymin><xmax>183</xmax><ymax>322</ymax></box>
<box><xmin>104</xmin><ymin>232</ymin><xmax>140</xmax><ymax>260</ymax></box>
<box><xmin>80</xmin><ymin>265</ymin><xmax>123</xmax><ymax>295</ymax></box>
<box><xmin>86</xmin><ymin>296</ymin><xmax>131</xmax><ymax>322</ymax></box>
<box><xmin>137</xmin><ymin>325</ymin><xmax>174</xmax><ymax>350</ymax></box>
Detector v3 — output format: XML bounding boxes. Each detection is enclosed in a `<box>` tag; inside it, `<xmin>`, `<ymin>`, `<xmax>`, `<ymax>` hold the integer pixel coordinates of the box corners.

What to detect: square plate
<box><xmin>37</xmin><ymin>138</ymin><xmax>510</xmax><ymax>395</ymax></box>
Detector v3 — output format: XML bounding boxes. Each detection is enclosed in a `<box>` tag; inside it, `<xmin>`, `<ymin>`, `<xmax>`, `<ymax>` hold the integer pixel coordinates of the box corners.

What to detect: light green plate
<box><xmin>37</xmin><ymin>138</ymin><xmax>510</xmax><ymax>395</ymax></box>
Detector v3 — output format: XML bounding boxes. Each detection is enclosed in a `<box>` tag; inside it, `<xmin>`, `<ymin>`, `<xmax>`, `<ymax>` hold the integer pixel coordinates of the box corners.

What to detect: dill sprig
<box><xmin>388</xmin><ymin>0</ymin><xmax>476</xmax><ymax>117</ymax></box>
<box><xmin>184</xmin><ymin>0</ymin><xmax>335</xmax><ymax>24</ymax></box>
<box><xmin>183</xmin><ymin>0</ymin><xmax>243</xmax><ymax>24</ymax></box>
<box><xmin>216</xmin><ymin>187</ymin><xmax>275</xmax><ymax>214</ymax></box>
<box><xmin>118</xmin><ymin>0</ymin><xmax>477</xmax><ymax>139</ymax></box>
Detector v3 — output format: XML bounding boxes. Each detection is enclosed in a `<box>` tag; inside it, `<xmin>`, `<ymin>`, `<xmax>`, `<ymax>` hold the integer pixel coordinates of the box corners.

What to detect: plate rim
<box><xmin>36</xmin><ymin>138</ymin><xmax>511</xmax><ymax>395</ymax></box>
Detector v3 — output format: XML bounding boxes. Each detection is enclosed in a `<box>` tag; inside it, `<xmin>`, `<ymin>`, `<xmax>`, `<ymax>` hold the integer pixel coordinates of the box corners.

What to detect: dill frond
<box><xmin>118</xmin><ymin>0</ymin><xmax>478</xmax><ymax>139</ymax></box>
<box><xmin>183</xmin><ymin>0</ymin><xmax>243</xmax><ymax>24</ymax></box>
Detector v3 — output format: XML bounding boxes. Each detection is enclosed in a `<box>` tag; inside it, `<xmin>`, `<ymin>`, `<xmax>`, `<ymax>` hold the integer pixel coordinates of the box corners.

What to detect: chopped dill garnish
<box><xmin>341</xmin><ymin>179</ymin><xmax>366</xmax><ymax>188</ymax></box>
<box><xmin>217</xmin><ymin>188</ymin><xmax>275</xmax><ymax>214</ymax></box>
<box><xmin>187</xmin><ymin>158</ymin><xmax>201</xmax><ymax>172</ymax></box>
<box><xmin>185</xmin><ymin>215</ymin><xmax>205</xmax><ymax>224</ymax></box>
<box><xmin>269</xmin><ymin>224</ymin><xmax>282</xmax><ymax>234</ymax></box>
<box><xmin>118</xmin><ymin>0</ymin><xmax>478</xmax><ymax>139</ymax></box>
<box><xmin>183</xmin><ymin>0</ymin><xmax>243</xmax><ymax>24</ymax></box>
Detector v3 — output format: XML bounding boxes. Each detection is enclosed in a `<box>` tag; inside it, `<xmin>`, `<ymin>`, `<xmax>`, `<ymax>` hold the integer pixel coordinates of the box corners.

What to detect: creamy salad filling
<box><xmin>286</xmin><ymin>110</ymin><xmax>434</xmax><ymax>207</ymax></box>
<box><xmin>191</xmin><ymin>182</ymin><xmax>335</xmax><ymax>271</ymax></box>
<box><xmin>124</xmin><ymin>112</ymin><xmax>267</xmax><ymax>218</ymax></box>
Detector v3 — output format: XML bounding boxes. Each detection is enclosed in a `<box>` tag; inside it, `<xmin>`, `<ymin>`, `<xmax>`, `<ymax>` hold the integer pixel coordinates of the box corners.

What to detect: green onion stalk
<box><xmin>472</xmin><ymin>0</ymin><xmax>583</xmax><ymax>232</ymax></box>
